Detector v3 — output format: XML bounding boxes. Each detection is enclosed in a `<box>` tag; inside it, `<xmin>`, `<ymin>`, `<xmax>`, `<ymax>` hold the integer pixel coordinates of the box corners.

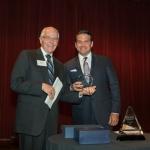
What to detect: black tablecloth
<box><xmin>47</xmin><ymin>133</ymin><xmax>150</xmax><ymax>150</ymax></box>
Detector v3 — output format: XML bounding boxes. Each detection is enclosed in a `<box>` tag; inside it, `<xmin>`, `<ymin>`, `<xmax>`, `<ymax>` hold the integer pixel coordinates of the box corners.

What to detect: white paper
<box><xmin>45</xmin><ymin>77</ymin><xmax>63</xmax><ymax>109</ymax></box>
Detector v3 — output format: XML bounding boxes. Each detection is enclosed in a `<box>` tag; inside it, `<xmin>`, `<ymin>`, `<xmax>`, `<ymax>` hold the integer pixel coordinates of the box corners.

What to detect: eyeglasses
<box><xmin>41</xmin><ymin>36</ymin><xmax>59</xmax><ymax>42</ymax></box>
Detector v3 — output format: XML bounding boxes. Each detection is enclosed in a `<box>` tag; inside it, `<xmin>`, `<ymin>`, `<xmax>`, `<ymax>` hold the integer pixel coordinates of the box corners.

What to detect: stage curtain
<box><xmin>0</xmin><ymin>0</ymin><xmax>150</xmax><ymax>139</ymax></box>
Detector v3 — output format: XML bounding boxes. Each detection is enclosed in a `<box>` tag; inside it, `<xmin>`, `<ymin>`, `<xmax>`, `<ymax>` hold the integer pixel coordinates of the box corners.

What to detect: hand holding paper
<box><xmin>45</xmin><ymin>77</ymin><xmax>63</xmax><ymax>109</ymax></box>
<box><xmin>42</xmin><ymin>83</ymin><xmax>55</xmax><ymax>99</ymax></box>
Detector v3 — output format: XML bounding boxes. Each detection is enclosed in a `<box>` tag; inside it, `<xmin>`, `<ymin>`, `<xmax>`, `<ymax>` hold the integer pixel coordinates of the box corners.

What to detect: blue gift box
<box><xmin>62</xmin><ymin>125</ymin><xmax>75</xmax><ymax>138</ymax></box>
<box><xmin>74</xmin><ymin>127</ymin><xmax>110</xmax><ymax>144</ymax></box>
<box><xmin>62</xmin><ymin>125</ymin><xmax>105</xmax><ymax>140</ymax></box>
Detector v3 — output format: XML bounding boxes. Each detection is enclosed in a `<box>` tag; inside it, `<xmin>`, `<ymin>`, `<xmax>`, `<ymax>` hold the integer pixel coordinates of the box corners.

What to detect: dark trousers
<box><xmin>18</xmin><ymin>110</ymin><xmax>58</xmax><ymax>150</ymax></box>
<box><xmin>72</xmin><ymin>97</ymin><xmax>98</xmax><ymax>125</ymax></box>
<box><xmin>19</xmin><ymin>132</ymin><xmax>45</xmax><ymax>150</ymax></box>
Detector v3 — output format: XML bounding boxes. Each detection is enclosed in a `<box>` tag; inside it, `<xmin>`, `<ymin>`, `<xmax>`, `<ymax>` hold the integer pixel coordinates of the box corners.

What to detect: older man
<box><xmin>11</xmin><ymin>26</ymin><xmax>79</xmax><ymax>150</ymax></box>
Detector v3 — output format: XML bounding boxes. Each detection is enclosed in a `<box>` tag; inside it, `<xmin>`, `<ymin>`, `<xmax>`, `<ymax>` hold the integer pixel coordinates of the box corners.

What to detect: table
<box><xmin>47</xmin><ymin>133</ymin><xmax>150</xmax><ymax>150</ymax></box>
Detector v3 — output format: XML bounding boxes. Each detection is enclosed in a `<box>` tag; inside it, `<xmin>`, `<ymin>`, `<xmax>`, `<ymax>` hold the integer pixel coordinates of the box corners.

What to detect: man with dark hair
<box><xmin>65</xmin><ymin>30</ymin><xmax>120</xmax><ymax>128</ymax></box>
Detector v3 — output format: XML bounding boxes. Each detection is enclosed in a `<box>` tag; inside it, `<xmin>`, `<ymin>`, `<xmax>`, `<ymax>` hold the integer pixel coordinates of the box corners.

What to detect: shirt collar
<box><xmin>78</xmin><ymin>52</ymin><xmax>92</xmax><ymax>61</ymax></box>
<box><xmin>40</xmin><ymin>47</ymin><xmax>53</xmax><ymax>60</ymax></box>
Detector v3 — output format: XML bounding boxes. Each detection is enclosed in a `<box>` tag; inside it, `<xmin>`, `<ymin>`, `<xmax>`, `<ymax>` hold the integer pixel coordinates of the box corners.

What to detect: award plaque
<box><xmin>117</xmin><ymin>106</ymin><xmax>145</xmax><ymax>141</ymax></box>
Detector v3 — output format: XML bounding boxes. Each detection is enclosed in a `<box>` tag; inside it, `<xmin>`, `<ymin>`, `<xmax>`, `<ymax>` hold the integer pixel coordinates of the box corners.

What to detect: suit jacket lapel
<box><xmin>53</xmin><ymin>57</ymin><xmax>60</xmax><ymax>79</ymax></box>
<box><xmin>36</xmin><ymin>49</ymin><xmax>44</xmax><ymax>60</ymax></box>
<box><xmin>74</xmin><ymin>56</ymin><xmax>83</xmax><ymax>75</ymax></box>
<box><xmin>90</xmin><ymin>53</ymin><xmax>96</xmax><ymax>78</ymax></box>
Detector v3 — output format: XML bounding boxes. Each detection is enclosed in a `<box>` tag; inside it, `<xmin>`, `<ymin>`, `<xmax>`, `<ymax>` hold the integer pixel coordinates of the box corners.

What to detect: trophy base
<box><xmin>116</xmin><ymin>134</ymin><xmax>145</xmax><ymax>141</ymax></box>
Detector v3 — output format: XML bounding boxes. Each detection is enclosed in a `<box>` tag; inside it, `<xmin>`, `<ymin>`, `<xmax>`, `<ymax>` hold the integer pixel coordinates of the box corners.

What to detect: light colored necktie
<box><xmin>46</xmin><ymin>54</ymin><xmax>54</xmax><ymax>84</ymax></box>
<box><xmin>83</xmin><ymin>57</ymin><xmax>90</xmax><ymax>75</ymax></box>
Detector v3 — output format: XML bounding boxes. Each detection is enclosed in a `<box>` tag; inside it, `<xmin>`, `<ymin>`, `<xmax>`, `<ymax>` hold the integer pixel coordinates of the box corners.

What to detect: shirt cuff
<box><xmin>78</xmin><ymin>92</ymin><xmax>83</xmax><ymax>98</ymax></box>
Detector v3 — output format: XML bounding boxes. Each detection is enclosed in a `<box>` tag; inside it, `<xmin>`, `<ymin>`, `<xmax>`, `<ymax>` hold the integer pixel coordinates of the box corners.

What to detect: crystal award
<box><xmin>117</xmin><ymin>106</ymin><xmax>145</xmax><ymax>140</ymax></box>
<box><xmin>76</xmin><ymin>74</ymin><xmax>93</xmax><ymax>87</ymax></box>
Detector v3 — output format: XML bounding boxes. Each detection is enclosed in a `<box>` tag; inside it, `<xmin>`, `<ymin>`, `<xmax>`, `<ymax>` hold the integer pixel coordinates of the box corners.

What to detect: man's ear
<box><xmin>75</xmin><ymin>42</ymin><xmax>77</xmax><ymax>49</ymax></box>
<box><xmin>91</xmin><ymin>41</ymin><xmax>93</xmax><ymax>47</ymax></box>
<box><xmin>39</xmin><ymin>37</ymin><xmax>42</xmax><ymax>45</ymax></box>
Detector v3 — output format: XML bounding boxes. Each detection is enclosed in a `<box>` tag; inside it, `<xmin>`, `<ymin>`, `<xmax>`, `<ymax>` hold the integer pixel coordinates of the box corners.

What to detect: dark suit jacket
<box><xmin>65</xmin><ymin>53</ymin><xmax>120</xmax><ymax>127</ymax></box>
<box><xmin>11</xmin><ymin>49</ymin><xmax>79</xmax><ymax>136</ymax></box>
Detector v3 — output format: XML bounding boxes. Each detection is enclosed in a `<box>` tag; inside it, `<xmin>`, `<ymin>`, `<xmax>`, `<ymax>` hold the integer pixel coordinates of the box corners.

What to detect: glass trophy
<box><xmin>117</xmin><ymin>106</ymin><xmax>145</xmax><ymax>140</ymax></box>
<box><xmin>78</xmin><ymin>74</ymin><xmax>93</xmax><ymax>87</ymax></box>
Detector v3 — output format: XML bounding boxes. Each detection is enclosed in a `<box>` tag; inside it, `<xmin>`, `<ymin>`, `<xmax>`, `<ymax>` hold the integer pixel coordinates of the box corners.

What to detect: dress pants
<box><xmin>18</xmin><ymin>109</ymin><xmax>58</xmax><ymax>150</ymax></box>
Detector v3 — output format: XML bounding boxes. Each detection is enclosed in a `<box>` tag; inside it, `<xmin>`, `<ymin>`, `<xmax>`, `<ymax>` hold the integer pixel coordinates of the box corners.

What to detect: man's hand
<box><xmin>80</xmin><ymin>86</ymin><xmax>96</xmax><ymax>96</ymax></box>
<box><xmin>70</xmin><ymin>81</ymin><xmax>83</xmax><ymax>92</ymax></box>
<box><xmin>108</xmin><ymin>113</ymin><xmax>119</xmax><ymax>126</ymax></box>
<box><xmin>42</xmin><ymin>83</ymin><xmax>55</xmax><ymax>99</ymax></box>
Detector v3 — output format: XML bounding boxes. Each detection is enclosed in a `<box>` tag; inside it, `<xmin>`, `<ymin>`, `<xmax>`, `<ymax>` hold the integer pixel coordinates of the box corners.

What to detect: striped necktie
<box><xmin>46</xmin><ymin>54</ymin><xmax>54</xmax><ymax>84</ymax></box>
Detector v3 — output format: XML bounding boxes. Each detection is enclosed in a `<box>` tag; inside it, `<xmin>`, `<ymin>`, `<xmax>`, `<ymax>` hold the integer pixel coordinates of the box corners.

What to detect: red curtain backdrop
<box><xmin>0</xmin><ymin>0</ymin><xmax>150</xmax><ymax>139</ymax></box>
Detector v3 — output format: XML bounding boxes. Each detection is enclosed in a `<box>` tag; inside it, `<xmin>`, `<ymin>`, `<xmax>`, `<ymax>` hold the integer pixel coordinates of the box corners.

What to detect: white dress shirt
<box><xmin>78</xmin><ymin>52</ymin><xmax>92</xmax><ymax>74</ymax></box>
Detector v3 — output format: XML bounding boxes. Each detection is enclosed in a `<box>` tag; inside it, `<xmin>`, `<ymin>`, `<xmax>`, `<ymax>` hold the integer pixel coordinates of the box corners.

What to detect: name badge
<box><xmin>70</xmin><ymin>69</ymin><xmax>77</xmax><ymax>72</ymax></box>
<box><xmin>37</xmin><ymin>60</ymin><xmax>47</xmax><ymax>66</ymax></box>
